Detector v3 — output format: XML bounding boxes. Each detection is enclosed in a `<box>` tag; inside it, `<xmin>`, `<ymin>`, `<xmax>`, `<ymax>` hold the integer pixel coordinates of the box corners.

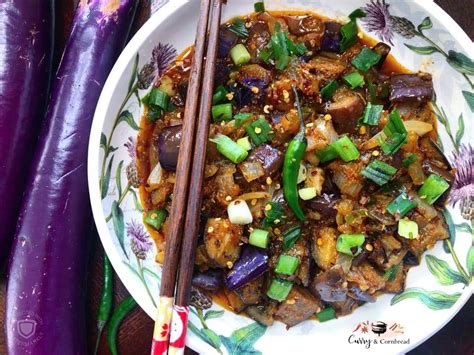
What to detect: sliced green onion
<box><xmin>298</xmin><ymin>187</ymin><xmax>317</xmax><ymax>201</ymax></box>
<box><xmin>340</xmin><ymin>9</ymin><xmax>366</xmax><ymax>52</ymax></box>
<box><xmin>254</xmin><ymin>1</ymin><xmax>265</xmax><ymax>12</ymax></box>
<box><xmin>212</xmin><ymin>103</ymin><xmax>233</xmax><ymax>122</ymax></box>
<box><xmin>317</xmin><ymin>145</ymin><xmax>338</xmax><ymax>163</ymax></box>
<box><xmin>212</xmin><ymin>85</ymin><xmax>229</xmax><ymax>105</ymax></box>
<box><xmin>351</xmin><ymin>47</ymin><xmax>382</xmax><ymax>72</ymax></box>
<box><xmin>360</xmin><ymin>102</ymin><xmax>383</xmax><ymax>126</ymax></box>
<box><xmin>262</xmin><ymin>202</ymin><xmax>284</xmax><ymax>228</ymax></box>
<box><xmin>275</xmin><ymin>255</ymin><xmax>300</xmax><ymax>275</ymax></box>
<box><xmin>236</xmin><ymin>136</ymin><xmax>252</xmax><ymax>151</ymax></box>
<box><xmin>343</xmin><ymin>71</ymin><xmax>365</xmax><ymax>89</ymax></box>
<box><xmin>267</xmin><ymin>278</ymin><xmax>293</xmax><ymax>302</ymax></box>
<box><xmin>210</xmin><ymin>134</ymin><xmax>248</xmax><ymax>163</ymax></box>
<box><xmin>144</xmin><ymin>209</ymin><xmax>167</xmax><ymax>230</ymax></box>
<box><xmin>259</xmin><ymin>48</ymin><xmax>273</xmax><ymax>63</ymax></box>
<box><xmin>147</xmin><ymin>106</ymin><xmax>164</xmax><ymax>123</ymax></box>
<box><xmin>403</xmin><ymin>154</ymin><xmax>418</xmax><ymax>168</ymax></box>
<box><xmin>245</xmin><ymin>117</ymin><xmax>273</xmax><ymax>145</ymax></box>
<box><xmin>230</xmin><ymin>44</ymin><xmax>251</xmax><ymax>65</ymax></box>
<box><xmin>361</xmin><ymin>160</ymin><xmax>397</xmax><ymax>186</ymax></box>
<box><xmin>398</xmin><ymin>219</ymin><xmax>419</xmax><ymax>239</ymax></box>
<box><xmin>321</xmin><ymin>80</ymin><xmax>338</xmax><ymax>101</ymax></box>
<box><xmin>386</xmin><ymin>192</ymin><xmax>417</xmax><ymax>218</ymax></box>
<box><xmin>228</xmin><ymin>19</ymin><xmax>249</xmax><ymax>38</ymax></box>
<box><xmin>283</xmin><ymin>225</ymin><xmax>301</xmax><ymax>251</ymax></box>
<box><xmin>418</xmin><ymin>174</ymin><xmax>450</xmax><ymax>204</ymax></box>
<box><xmin>147</xmin><ymin>88</ymin><xmax>170</xmax><ymax>110</ymax></box>
<box><xmin>234</xmin><ymin>112</ymin><xmax>253</xmax><ymax>128</ymax></box>
<box><xmin>286</xmin><ymin>39</ymin><xmax>307</xmax><ymax>56</ymax></box>
<box><xmin>380</xmin><ymin>109</ymin><xmax>407</xmax><ymax>155</ymax></box>
<box><xmin>348</xmin><ymin>8</ymin><xmax>366</xmax><ymax>20</ymax></box>
<box><xmin>316</xmin><ymin>307</ymin><xmax>336</xmax><ymax>322</ymax></box>
<box><xmin>331</xmin><ymin>135</ymin><xmax>360</xmax><ymax>162</ymax></box>
<box><xmin>336</xmin><ymin>233</ymin><xmax>366</xmax><ymax>256</ymax></box>
<box><xmin>249</xmin><ymin>229</ymin><xmax>270</xmax><ymax>248</ymax></box>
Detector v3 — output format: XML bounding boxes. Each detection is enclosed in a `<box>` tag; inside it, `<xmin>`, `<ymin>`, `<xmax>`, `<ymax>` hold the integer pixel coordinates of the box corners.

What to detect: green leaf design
<box><xmin>117</xmin><ymin>110</ymin><xmax>140</xmax><ymax>131</ymax></box>
<box><xmin>100</xmin><ymin>133</ymin><xmax>107</xmax><ymax>152</ymax></box>
<box><xmin>442</xmin><ymin>209</ymin><xmax>456</xmax><ymax>253</ymax></box>
<box><xmin>425</xmin><ymin>255</ymin><xmax>466</xmax><ymax>285</ymax></box>
<box><xmin>467</xmin><ymin>246</ymin><xmax>474</xmax><ymax>277</ymax></box>
<box><xmin>115</xmin><ymin>160</ymin><xmax>124</xmax><ymax>197</ymax></box>
<box><xmin>188</xmin><ymin>321</ymin><xmax>217</xmax><ymax>349</ymax></box>
<box><xmin>128</xmin><ymin>54</ymin><xmax>139</xmax><ymax>93</ymax></box>
<box><xmin>100</xmin><ymin>155</ymin><xmax>114</xmax><ymax>199</ymax></box>
<box><xmin>204</xmin><ymin>310</ymin><xmax>225</xmax><ymax>321</ymax></box>
<box><xmin>111</xmin><ymin>201</ymin><xmax>127</xmax><ymax>257</ymax></box>
<box><xmin>455</xmin><ymin>222</ymin><xmax>472</xmax><ymax>234</ymax></box>
<box><xmin>417</xmin><ymin>16</ymin><xmax>433</xmax><ymax>32</ymax></box>
<box><xmin>447</xmin><ymin>50</ymin><xmax>474</xmax><ymax>75</ymax></box>
<box><xmin>455</xmin><ymin>114</ymin><xmax>464</xmax><ymax>148</ymax></box>
<box><xmin>462</xmin><ymin>91</ymin><xmax>474</xmax><ymax>112</ymax></box>
<box><xmin>130</xmin><ymin>188</ymin><xmax>143</xmax><ymax>212</ymax></box>
<box><xmin>391</xmin><ymin>287</ymin><xmax>461</xmax><ymax>310</ymax></box>
<box><xmin>202</xmin><ymin>329</ymin><xmax>222</xmax><ymax>349</ymax></box>
<box><xmin>220</xmin><ymin>322</ymin><xmax>267</xmax><ymax>355</ymax></box>
<box><xmin>404</xmin><ymin>43</ymin><xmax>437</xmax><ymax>55</ymax></box>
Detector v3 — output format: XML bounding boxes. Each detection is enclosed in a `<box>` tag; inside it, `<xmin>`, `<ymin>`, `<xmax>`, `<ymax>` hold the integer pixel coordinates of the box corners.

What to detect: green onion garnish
<box><xmin>360</xmin><ymin>102</ymin><xmax>383</xmax><ymax>126</ymax></box>
<box><xmin>148</xmin><ymin>88</ymin><xmax>170</xmax><ymax>110</ymax></box>
<box><xmin>144</xmin><ymin>209</ymin><xmax>167</xmax><ymax>230</ymax></box>
<box><xmin>398</xmin><ymin>219</ymin><xmax>419</xmax><ymax>239</ymax></box>
<box><xmin>343</xmin><ymin>72</ymin><xmax>365</xmax><ymax>89</ymax></box>
<box><xmin>348</xmin><ymin>8</ymin><xmax>366</xmax><ymax>20</ymax></box>
<box><xmin>259</xmin><ymin>48</ymin><xmax>273</xmax><ymax>63</ymax></box>
<box><xmin>361</xmin><ymin>160</ymin><xmax>397</xmax><ymax>186</ymax></box>
<box><xmin>147</xmin><ymin>106</ymin><xmax>164</xmax><ymax>123</ymax></box>
<box><xmin>320</xmin><ymin>80</ymin><xmax>339</xmax><ymax>101</ymax></box>
<box><xmin>378</xmin><ymin>109</ymin><xmax>407</xmax><ymax>155</ymax></box>
<box><xmin>212</xmin><ymin>85</ymin><xmax>229</xmax><ymax>105</ymax></box>
<box><xmin>331</xmin><ymin>135</ymin><xmax>360</xmax><ymax>162</ymax></box>
<box><xmin>228</xmin><ymin>19</ymin><xmax>249</xmax><ymax>38</ymax></box>
<box><xmin>230</xmin><ymin>44</ymin><xmax>251</xmax><ymax>65</ymax></box>
<box><xmin>254</xmin><ymin>1</ymin><xmax>265</xmax><ymax>12</ymax></box>
<box><xmin>234</xmin><ymin>112</ymin><xmax>253</xmax><ymax>128</ymax></box>
<box><xmin>386</xmin><ymin>192</ymin><xmax>417</xmax><ymax>218</ymax></box>
<box><xmin>245</xmin><ymin>117</ymin><xmax>273</xmax><ymax>145</ymax></box>
<box><xmin>249</xmin><ymin>229</ymin><xmax>270</xmax><ymax>248</ymax></box>
<box><xmin>351</xmin><ymin>47</ymin><xmax>382</xmax><ymax>72</ymax></box>
<box><xmin>236</xmin><ymin>136</ymin><xmax>252</xmax><ymax>151</ymax></box>
<box><xmin>336</xmin><ymin>233</ymin><xmax>365</xmax><ymax>256</ymax></box>
<box><xmin>275</xmin><ymin>255</ymin><xmax>300</xmax><ymax>275</ymax></box>
<box><xmin>402</xmin><ymin>154</ymin><xmax>418</xmax><ymax>168</ymax></box>
<box><xmin>282</xmin><ymin>225</ymin><xmax>301</xmax><ymax>251</ymax></box>
<box><xmin>210</xmin><ymin>134</ymin><xmax>248</xmax><ymax>163</ymax></box>
<box><xmin>267</xmin><ymin>278</ymin><xmax>293</xmax><ymax>302</ymax></box>
<box><xmin>317</xmin><ymin>145</ymin><xmax>338</xmax><ymax>163</ymax></box>
<box><xmin>316</xmin><ymin>307</ymin><xmax>336</xmax><ymax>322</ymax></box>
<box><xmin>262</xmin><ymin>201</ymin><xmax>284</xmax><ymax>228</ymax></box>
<box><xmin>211</xmin><ymin>103</ymin><xmax>233</xmax><ymax>122</ymax></box>
<box><xmin>340</xmin><ymin>10</ymin><xmax>365</xmax><ymax>52</ymax></box>
<box><xmin>418</xmin><ymin>174</ymin><xmax>450</xmax><ymax>204</ymax></box>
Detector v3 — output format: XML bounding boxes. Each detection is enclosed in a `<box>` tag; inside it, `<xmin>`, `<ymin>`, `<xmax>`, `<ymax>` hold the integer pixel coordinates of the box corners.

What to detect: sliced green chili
<box><xmin>144</xmin><ymin>208</ymin><xmax>167</xmax><ymax>230</ymax></box>
<box><xmin>283</xmin><ymin>225</ymin><xmax>302</xmax><ymax>251</ymax></box>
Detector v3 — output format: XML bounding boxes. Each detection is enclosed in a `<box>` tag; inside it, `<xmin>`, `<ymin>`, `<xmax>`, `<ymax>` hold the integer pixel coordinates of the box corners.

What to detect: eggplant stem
<box><xmin>93</xmin><ymin>322</ymin><xmax>106</xmax><ymax>355</ymax></box>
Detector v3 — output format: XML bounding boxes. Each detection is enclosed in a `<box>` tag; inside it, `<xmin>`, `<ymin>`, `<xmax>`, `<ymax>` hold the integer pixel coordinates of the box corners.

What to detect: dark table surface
<box><xmin>0</xmin><ymin>1</ymin><xmax>472</xmax><ymax>354</ymax></box>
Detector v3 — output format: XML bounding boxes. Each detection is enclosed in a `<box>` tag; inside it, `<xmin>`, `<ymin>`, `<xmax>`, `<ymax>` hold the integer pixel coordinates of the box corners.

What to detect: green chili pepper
<box><xmin>94</xmin><ymin>253</ymin><xmax>114</xmax><ymax>355</ymax></box>
<box><xmin>282</xmin><ymin>86</ymin><xmax>307</xmax><ymax>221</ymax></box>
<box><xmin>107</xmin><ymin>296</ymin><xmax>137</xmax><ymax>355</ymax></box>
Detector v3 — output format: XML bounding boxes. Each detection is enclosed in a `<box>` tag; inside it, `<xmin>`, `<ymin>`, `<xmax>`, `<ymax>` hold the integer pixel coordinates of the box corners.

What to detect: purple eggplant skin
<box><xmin>192</xmin><ymin>269</ymin><xmax>224</xmax><ymax>292</ymax></box>
<box><xmin>389</xmin><ymin>73</ymin><xmax>434</xmax><ymax>103</ymax></box>
<box><xmin>157</xmin><ymin>124</ymin><xmax>182</xmax><ymax>171</ymax></box>
<box><xmin>321</xmin><ymin>22</ymin><xmax>341</xmax><ymax>53</ymax></box>
<box><xmin>225</xmin><ymin>246</ymin><xmax>269</xmax><ymax>291</ymax></box>
<box><xmin>247</xmin><ymin>144</ymin><xmax>283</xmax><ymax>176</ymax></box>
<box><xmin>0</xmin><ymin>0</ymin><xmax>54</xmax><ymax>264</ymax></box>
<box><xmin>6</xmin><ymin>1</ymin><xmax>137</xmax><ymax>354</ymax></box>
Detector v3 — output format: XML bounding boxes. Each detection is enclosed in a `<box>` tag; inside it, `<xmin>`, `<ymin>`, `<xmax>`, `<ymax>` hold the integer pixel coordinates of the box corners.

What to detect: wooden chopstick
<box><xmin>151</xmin><ymin>0</ymin><xmax>212</xmax><ymax>353</ymax></box>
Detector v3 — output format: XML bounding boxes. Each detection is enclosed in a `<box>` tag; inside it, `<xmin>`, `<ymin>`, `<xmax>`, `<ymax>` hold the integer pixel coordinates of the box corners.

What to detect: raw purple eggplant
<box><xmin>157</xmin><ymin>124</ymin><xmax>182</xmax><ymax>171</ymax></box>
<box><xmin>0</xmin><ymin>0</ymin><xmax>54</xmax><ymax>264</ymax></box>
<box><xmin>389</xmin><ymin>74</ymin><xmax>434</xmax><ymax>103</ymax></box>
<box><xmin>225</xmin><ymin>246</ymin><xmax>269</xmax><ymax>290</ymax></box>
<box><xmin>6</xmin><ymin>1</ymin><xmax>137</xmax><ymax>354</ymax></box>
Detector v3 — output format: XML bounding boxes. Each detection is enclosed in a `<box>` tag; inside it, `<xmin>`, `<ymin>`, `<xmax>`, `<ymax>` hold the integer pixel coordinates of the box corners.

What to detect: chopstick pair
<box><xmin>151</xmin><ymin>0</ymin><xmax>223</xmax><ymax>354</ymax></box>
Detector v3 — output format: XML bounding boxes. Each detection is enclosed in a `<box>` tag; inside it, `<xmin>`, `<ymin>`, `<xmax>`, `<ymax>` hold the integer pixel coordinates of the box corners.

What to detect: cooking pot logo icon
<box><xmin>17</xmin><ymin>319</ymin><xmax>37</xmax><ymax>339</ymax></box>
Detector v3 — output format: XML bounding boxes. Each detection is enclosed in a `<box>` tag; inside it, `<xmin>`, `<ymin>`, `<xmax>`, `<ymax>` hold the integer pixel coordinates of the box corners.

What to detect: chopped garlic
<box><xmin>227</xmin><ymin>199</ymin><xmax>253</xmax><ymax>225</ymax></box>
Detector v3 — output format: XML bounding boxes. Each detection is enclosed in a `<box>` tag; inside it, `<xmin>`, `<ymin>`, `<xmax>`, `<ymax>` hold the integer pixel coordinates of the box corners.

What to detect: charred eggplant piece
<box><xmin>157</xmin><ymin>125</ymin><xmax>182</xmax><ymax>171</ymax></box>
<box><xmin>389</xmin><ymin>74</ymin><xmax>434</xmax><ymax>103</ymax></box>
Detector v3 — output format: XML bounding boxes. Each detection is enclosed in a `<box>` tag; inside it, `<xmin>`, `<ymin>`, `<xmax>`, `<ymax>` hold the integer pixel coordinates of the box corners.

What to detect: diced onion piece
<box><xmin>239</xmin><ymin>161</ymin><xmax>264</xmax><ymax>182</ymax></box>
<box><xmin>147</xmin><ymin>162</ymin><xmax>164</xmax><ymax>185</ymax></box>
<box><xmin>298</xmin><ymin>187</ymin><xmax>317</xmax><ymax>200</ymax></box>
<box><xmin>237</xmin><ymin>191</ymin><xmax>271</xmax><ymax>201</ymax></box>
<box><xmin>403</xmin><ymin>120</ymin><xmax>433</xmax><ymax>136</ymax></box>
<box><xmin>398</xmin><ymin>219</ymin><xmax>419</xmax><ymax>239</ymax></box>
<box><xmin>305</xmin><ymin>167</ymin><xmax>324</xmax><ymax>195</ymax></box>
<box><xmin>297</xmin><ymin>163</ymin><xmax>307</xmax><ymax>184</ymax></box>
<box><xmin>237</xmin><ymin>136</ymin><xmax>252</xmax><ymax>151</ymax></box>
<box><xmin>227</xmin><ymin>199</ymin><xmax>253</xmax><ymax>224</ymax></box>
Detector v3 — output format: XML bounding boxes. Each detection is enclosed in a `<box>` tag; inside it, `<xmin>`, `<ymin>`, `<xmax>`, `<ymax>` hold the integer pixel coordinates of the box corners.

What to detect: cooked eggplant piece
<box><xmin>372</xmin><ymin>42</ymin><xmax>391</xmax><ymax>68</ymax></box>
<box><xmin>285</xmin><ymin>15</ymin><xmax>325</xmax><ymax>51</ymax></box>
<box><xmin>246</xmin><ymin>144</ymin><xmax>283</xmax><ymax>176</ymax></box>
<box><xmin>236</xmin><ymin>276</ymin><xmax>264</xmax><ymax>305</ymax></box>
<box><xmin>246</xmin><ymin>302</ymin><xmax>277</xmax><ymax>326</ymax></box>
<box><xmin>321</xmin><ymin>22</ymin><xmax>341</xmax><ymax>53</ymax></box>
<box><xmin>307</xmin><ymin>55</ymin><xmax>347</xmax><ymax>82</ymax></box>
<box><xmin>421</xmin><ymin>160</ymin><xmax>454</xmax><ymax>183</ymax></box>
<box><xmin>326</xmin><ymin>87</ymin><xmax>365</xmax><ymax>134</ymax></box>
<box><xmin>346</xmin><ymin>262</ymin><xmax>386</xmax><ymax>294</ymax></box>
<box><xmin>310</xmin><ymin>265</ymin><xmax>347</xmax><ymax>302</ymax></box>
<box><xmin>204</xmin><ymin>218</ymin><xmax>242</xmax><ymax>268</ymax></box>
<box><xmin>384</xmin><ymin>264</ymin><xmax>407</xmax><ymax>293</ymax></box>
<box><xmin>247</xmin><ymin>21</ymin><xmax>271</xmax><ymax>63</ymax></box>
<box><xmin>311</xmin><ymin>227</ymin><xmax>338</xmax><ymax>271</ymax></box>
<box><xmin>225</xmin><ymin>246</ymin><xmax>269</xmax><ymax>290</ymax></box>
<box><xmin>157</xmin><ymin>125</ymin><xmax>182</xmax><ymax>171</ymax></box>
<box><xmin>192</xmin><ymin>269</ymin><xmax>223</xmax><ymax>292</ymax></box>
<box><xmin>223</xmin><ymin>288</ymin><xmax>247</xmax><ymax>313</ymax></box>
<box><xmin>389</xmin><ymin>73</ymin><xmax>434</xmax><ymax>103</ymax></box>
<box><xmin>218</xmin><ymin>26</ymin><xmax>238</xmax><ymax>58</ymax></box>
<box><xmin>274</xmin><ymin>286</ymin><xmax>323</xmax><ymax>327</ymax></box>
<box><xmin>308</xmin><ymin>192</ymin><xmax>340</xmax><ymax>220</ymax></box>
<box><xmin>286</xmin><ymin>237</ymin><xmax>311</xmax><ymax>286</ymax></box>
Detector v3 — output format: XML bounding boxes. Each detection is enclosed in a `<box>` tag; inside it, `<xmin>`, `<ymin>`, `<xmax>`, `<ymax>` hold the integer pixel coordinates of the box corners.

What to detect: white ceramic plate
<box><xmin>88</xmin><ymin>1</ymin><xmax>474</xmax><ymax>354</ymax></box>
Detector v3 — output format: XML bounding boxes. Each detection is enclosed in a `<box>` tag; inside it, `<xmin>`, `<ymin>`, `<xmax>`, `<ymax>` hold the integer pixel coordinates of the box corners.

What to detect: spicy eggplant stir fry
<box><xmin>137</xmin><ymin>8</ymin><xmax>453</xmax><ymax>328</ymax></box>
